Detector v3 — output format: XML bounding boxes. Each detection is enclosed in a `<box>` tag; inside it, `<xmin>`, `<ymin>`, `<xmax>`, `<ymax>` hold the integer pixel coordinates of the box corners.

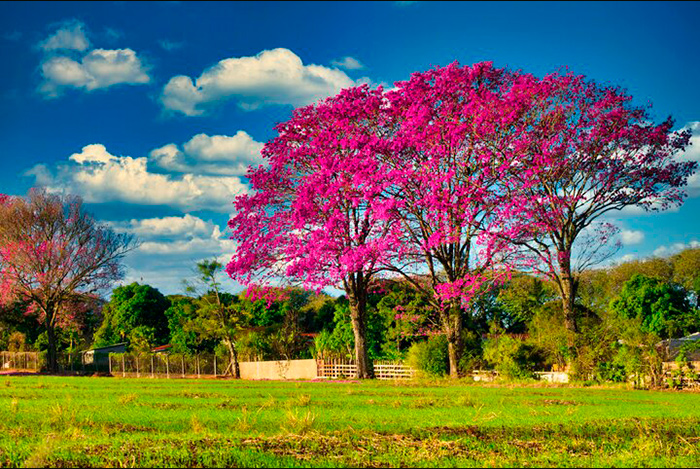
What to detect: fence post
<box><xmin>196</xmin><ymin>355</ymin><xmax>200</xmax><ymax>379</ymax></box>
<box><xmin>136</xmin><ymin>355</ymin><xmax>140</xmax><ymax>378</ymax></box>
<box><xmin>122</xmin><ymin>354</ymin><xmax>125</xmax><ymax>378</ymax></box>
<box><xmin>181</xmin><ymin>355</ymin><xmax>185</xmax><ymax>378</ymax></box>
<box><xmin>108</xmin><ymin>354</ymin><xmax>112</xmax><ymax>375</ymax></box>
<box><xmin>214</xmin><ymin>355</ymin><xmax>217</xmax><ymax>378</ymax></box>
<box><xmin>166</xmin><ymin>355</ymin><xmax>170</xmax><ymax>379</ymax></box>
<box><xmin>151</xmin><ymin>355</ymin><xmax>154</xmax><ymax>378</ymax></box>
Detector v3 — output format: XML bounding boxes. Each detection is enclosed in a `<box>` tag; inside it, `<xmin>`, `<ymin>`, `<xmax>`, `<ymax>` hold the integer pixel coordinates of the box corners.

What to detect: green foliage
<box><xmin>670</xmin><ymin>248</ymin><xmax>700</xmax><ymax>305</ymax></box>
<box><xmin>610</xmin><ymin>274</ymin><xmax>694</xmax><ymax>339</ymax></box>
<box><xmin>494</xmin><ymin>274</ymin><xmax>557</xmax><ymax>333</ymax></box>
<box><xmin>93</xmin><ymin>283</ymin><xmax>170</xmax><ymax>350</ymax></box>
<box><xmin>375</xmin><ymin>281</ymin><xmax>437</xmax><ymax>354</ymax></box>
<box><xmin>164</xmin><ymin>296</ymin><xmax>200</xmax><ymax>354</ymax></box>
<box><xmin>406</xmin><ymin>335</ymin><xmax>449</xmax><ymax>377</ymax></box>
<box><xmin>482</xmin><ymin>325</ymin><xmax>540</xmax><ymax>380</ymax></box>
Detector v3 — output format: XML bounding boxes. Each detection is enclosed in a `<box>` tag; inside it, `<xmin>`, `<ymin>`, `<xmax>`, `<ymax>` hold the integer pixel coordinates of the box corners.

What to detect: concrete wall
<box><xmin>534</xmin><ymin>371</ymin><xmax>570</xmax><ymax>383</ymax></box>
<box><xmin>239</xmin><ymin>358</ymin><xmax>318</xmax><ymax>380</ymax></box>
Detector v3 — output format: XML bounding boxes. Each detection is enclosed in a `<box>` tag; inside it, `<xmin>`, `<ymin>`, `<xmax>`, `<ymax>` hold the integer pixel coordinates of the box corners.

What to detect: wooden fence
<box><xmin>316</xmin><ymin>359</ymin><xmax>416</xmax><ymax>380</ymax></box>
<box><xmin>0</xmin><ymin>352</ymin><xmax>39</xmax><ymax>371</ymax></box>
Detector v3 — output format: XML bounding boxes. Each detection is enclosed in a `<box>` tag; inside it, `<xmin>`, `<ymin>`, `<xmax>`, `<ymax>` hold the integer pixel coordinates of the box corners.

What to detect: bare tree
<box><xmin>0</xmin><ymin>189</ymin><xmax>136</xmax><ymax>371</ymax></box>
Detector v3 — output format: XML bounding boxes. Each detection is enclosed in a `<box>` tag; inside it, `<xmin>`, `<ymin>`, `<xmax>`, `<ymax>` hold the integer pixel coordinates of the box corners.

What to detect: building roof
<box><xmin>84</xmin><ymin>343</ymin><xmax>127</xmax><ymax>353</ymax></box>
<box><xmin>659</xmin><ymin>333</ymin><xmax>700</xmax><ymax>361</ymax></box>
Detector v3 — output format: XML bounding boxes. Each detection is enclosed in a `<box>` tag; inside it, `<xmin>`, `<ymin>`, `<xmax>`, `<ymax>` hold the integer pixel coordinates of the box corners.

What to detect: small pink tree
<box><xmin>380</xmin><ymin>62</ymin><xmax>534</xmax><ymax>377</ymax></box>
<box><xmin>506</xmin><ymin>70</ymin><xmax>696</xmax><ymax>339</ymax></box>
<box><xmin>227</xmin><ymin>86</ymin><xmax>401</xmax><ymax>379</ymax></box>
<box><xmin>0</xmin><ymin>189</ymin><xmax>136</xmax><ymax>371</ymax></box>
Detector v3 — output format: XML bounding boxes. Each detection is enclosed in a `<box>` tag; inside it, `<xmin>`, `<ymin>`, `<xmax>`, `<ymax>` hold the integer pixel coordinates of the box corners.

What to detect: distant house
<box><xmin>82</xmin><ymin>343</ymin><xmax>127</xmax><ymax>367</ymax></box>
<box><xmin>659</xmin><ymin>333</ymin><xmax>700</xmax><ymax>362</ymax></box>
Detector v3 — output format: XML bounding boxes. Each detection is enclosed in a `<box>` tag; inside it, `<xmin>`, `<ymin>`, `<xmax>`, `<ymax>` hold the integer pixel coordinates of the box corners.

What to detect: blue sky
<box><xmin>1</xmin><ymin>1</ymin><xmax>699</xmax><ymax>295</ymax></box>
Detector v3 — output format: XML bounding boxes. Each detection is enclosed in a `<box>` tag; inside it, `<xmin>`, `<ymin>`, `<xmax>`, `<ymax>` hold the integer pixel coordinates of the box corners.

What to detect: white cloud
<box><xmin>40</xmin><ymin>49</ymin><xmax>150</xmax><ymax>97</ymax></box>
<box><xmin>160</xmin><ymin>48</ymin><xmax>358</xmax><ymax>116</ymax></box>
<box><xmin>26</xmin><ymin>144</ymin><xmax>247</xmax><ymax>213</ymax></box>
<box><xmin>331</xmin><ymin>56</ymin><xmax>365</xmax><ymax>70</ymax></box>
<box><xmin>113</xmin><ymin>216</ymin><xmax>239</xmax><ymax>295</ymax></box>
<box><xmin>39</xmin><ymin>20</ymin><xmax>90</xmax><ymax>52</ymax></box>
<box><xmin>677</xmin><ymin>122</ymin><xmax>700</xmax><ymax>197</ymax></box>
<box><xmin>150</xmin><ymin>131</ymin><xmax>264</xmax><ymax>176</ymax></box>
<box><xmin>619</xmin><ymin>229</ymin><xmax>645</xmax><ymax>246</ymax></box>
<box><xmin>109</xmin><ymin>214</ymin><xmax>217</xmax><ymax>240</ymax></box>
<box><xmin>617</xmin><ymin>254</ymin><xmax>637</xmax><ymax>264</ymax></box>
<box><xmin>611</xmin><ymin>122</ymin><xmax>699</xmax><ymax>216</ymax></box>
<box><xmin>653</xmin><ymin>240</ymin><xmax>700</xmax><ymax>258</ymax></box>
<box><xmin>38</xmin><ymin>21</ymin><xmax>150</xmax><ymax>97</ymax></box>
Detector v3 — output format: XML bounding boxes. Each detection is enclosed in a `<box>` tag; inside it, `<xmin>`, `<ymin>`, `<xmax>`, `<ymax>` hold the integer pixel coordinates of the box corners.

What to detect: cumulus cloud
<box><xmin>150</xmin><ymin>131</ymin><xmax>264</xmax><ymax>176</ymax></box>
<box><xmin>619</xmin><ymin>229</ymin><xmax>645</xmax><ymax>246</ymax></box>
<box><xmin>110</xmin><ymin>214</ymin><xmax>241</xmax><ymax>294</ymax></box>
<box><xmin>616</xmin><ymin>254</ymin><xmax>637</xmax><ymax>264</ymax></box>
<box><xmin>160</xmin><ymin>48</ymin><xmax>358</xmax><ymax>116</ymax></box>
<box><xmin>677</xmin><ymin>121</ymin><xmax>700</xmax><ymax>197</ymax></box>
<box><xmin>109</xmin><ymin>214</ymin><xmax>217</xmax><ymax>240</ymax></box>
<box><xmin>26</xmin><ymin>144</ymin><xmax>246</xmax><ymax>213</ymax></box>
<box><xmin>111</xmin><ymin>215</ymin><xmax>238</xmax><ymax>295</ymax></box>
<box><xmin>39</xmin><ymin>20</ymin><xmax>90</xmax><ymax>52</ymax></box>
<box><xmin>653</xmin><ymin>240</ymin><xmax>700</xmax><ymax>258</ymax></box>
<box><xmin>38</xmin><ymin>20</ymin><xmax>150</xmax><ymax>97</ymax></box>
<box><xmin>331</xmin><ymin>56</ymin><xmax>365</xmax><ymax>70</ymax></box>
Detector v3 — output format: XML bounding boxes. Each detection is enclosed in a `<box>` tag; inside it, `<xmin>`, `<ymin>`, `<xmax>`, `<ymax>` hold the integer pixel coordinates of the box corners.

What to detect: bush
<box><xmin>407</xmin><ymin>335</ymin><xmax>449</xmax><ymax>377</ymax></box>
<box><xmin>483</xmin><ymin>335</ymin><xmax>538</xmax><ymax>380</ymax></box>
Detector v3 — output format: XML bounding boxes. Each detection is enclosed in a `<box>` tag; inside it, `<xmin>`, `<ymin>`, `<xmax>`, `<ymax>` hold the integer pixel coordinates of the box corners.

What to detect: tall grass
<box><xmin>0</xmin><ymin>376</ymin><xmax>699</xmax><ymax>467</ymax></box>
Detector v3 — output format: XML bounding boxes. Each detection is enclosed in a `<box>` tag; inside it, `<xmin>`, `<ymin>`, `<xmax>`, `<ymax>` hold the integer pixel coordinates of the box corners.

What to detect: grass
<box><xmin>1</xmin><ymin>376</ymin><xmax>699</xmax><ymax>467</ymax></box>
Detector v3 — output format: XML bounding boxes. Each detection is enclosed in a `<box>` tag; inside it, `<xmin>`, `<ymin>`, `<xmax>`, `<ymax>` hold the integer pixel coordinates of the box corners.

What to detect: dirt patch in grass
<box><xmin>542</xmin><ymin>399</ymin><xmax>578</xmax><ymax>406</ymax></box>
<box><xmin>240</xmin><ymin>431</ymin><xmax>478</xmax><ymax>466</ymax></box>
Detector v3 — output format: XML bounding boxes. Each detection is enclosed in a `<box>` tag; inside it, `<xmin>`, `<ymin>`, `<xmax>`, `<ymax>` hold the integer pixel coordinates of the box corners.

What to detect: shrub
<box><xmin>483</xmin><ymin>335</ymin><xmax>538</xmax><ymax>380</ymax></box>
<box><xmin>407</xmin><ymin>335</ymin><xmax>449</xmax><ymax>377</ymax></box>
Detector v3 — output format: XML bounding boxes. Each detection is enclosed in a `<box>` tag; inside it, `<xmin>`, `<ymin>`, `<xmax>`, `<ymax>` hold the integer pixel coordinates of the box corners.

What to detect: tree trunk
<box><xmin>443</xmin><ymin>302</ymin><xmax>463</xmax><ymax>379</ymax></box>
<box><xmin>46</xmin><ymin>322</ymin><xmax>58</xmax><ymax>373</ymax></box>
<box><xmin>225</xmin><ymin>340</ymin><xmax>240</xmax><ymax>379</ymax></box>
<box><xmin>348</xmin><ymin>290</ymin><xmax>374</xmax><ymax>379</ymax></box>
<box><xmin>558</xmin><ymin>254</ymin><xmax>578</xmax><ymax>337</ymax></box>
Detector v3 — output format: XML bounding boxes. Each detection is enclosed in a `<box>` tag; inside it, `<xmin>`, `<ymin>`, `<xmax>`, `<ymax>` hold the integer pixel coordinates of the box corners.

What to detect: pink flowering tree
<box><xmin>506</xmin><ymin>70</ymin><xmax>696</xmax><ymax>340</ymax></box>
<box><xmin>0</xmin><ymin>189</ymin><xmax>136</xmax><ymax>371</ymax></box>
<box><xmin>227</xmin><ymin>86</ymin><xmax>401</xmax><ymax>379</ymax></box>
<box><xmin>380</xmin><ymin>62</ymin><xmax>534</xmax><ymax>377</ymax></box>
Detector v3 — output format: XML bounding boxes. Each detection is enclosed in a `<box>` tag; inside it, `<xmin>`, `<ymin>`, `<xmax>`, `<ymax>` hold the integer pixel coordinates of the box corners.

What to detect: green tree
<box><xmin>184</xmin><ymin>260</ymin><xmax>248</xmax><ymax>378</ymax></box>
<box><xmin>671</xmin><ymin>248</ymin><xmax>700</xmax><ymax>307</ymax></box>
<box><xmin>93</xmin><ymin>283</ymin><xmax>170</xmax><ymax>350</ymax></box>
<box><xmin>164</xmin><ymin>295</ymin><xmax>209</xmax><ymax>354</ymax></box>
<box><xmin>609</xmin><ymin>274</ymin><xmax>696</xmax><ymax>339</ymax></box>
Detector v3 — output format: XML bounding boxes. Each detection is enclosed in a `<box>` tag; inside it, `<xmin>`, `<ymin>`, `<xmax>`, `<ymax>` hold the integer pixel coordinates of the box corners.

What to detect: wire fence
<box><xmin>0</xmin><ymin>352</ymin><xmax>40</xmax><ymax>372</ymax></box>
<box><xmin>108</xmin><ymin>353</ymin><xmax>233</xmax><ymax>378</ymax></box>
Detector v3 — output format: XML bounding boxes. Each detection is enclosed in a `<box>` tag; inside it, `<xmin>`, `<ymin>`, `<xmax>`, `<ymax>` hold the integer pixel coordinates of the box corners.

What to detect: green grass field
<box><xmin>1</xmin><ymin>376</ymin><xmax>700</xmax><ymax>467</ymax></box>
